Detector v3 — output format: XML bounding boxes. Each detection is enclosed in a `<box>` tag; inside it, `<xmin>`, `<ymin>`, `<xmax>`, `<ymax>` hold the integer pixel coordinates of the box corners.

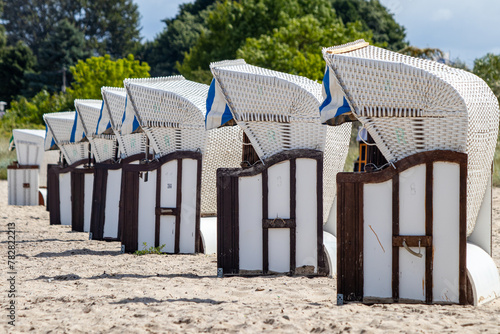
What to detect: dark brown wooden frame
<box><xmin>46</xmin><ymin>159</ymin><xmax>89</xmax><ymax>226</ymax></box>
<box><xmin>119</xmin><ymin>151</ymin><xmax>202</xmax><ymax>254</ymax></box>
<box><xmin>337</xmin><ymin>150</ymin><xmax>467</xmax><ymax>304</ymax></box>
<box><xmin>217</xmin><ymin>149</ymin><xmax>325</xmax><ymax>276</ymax></box>
<box><xmin>89</xmin><ymin>154</ymin><xmax>143</xmax><ymax>241</ymax></box>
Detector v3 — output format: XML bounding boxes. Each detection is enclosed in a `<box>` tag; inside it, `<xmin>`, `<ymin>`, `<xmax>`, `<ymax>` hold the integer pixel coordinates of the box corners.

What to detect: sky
<box><xmin>135</xmin><ymin>0</ymin><xmax>500</xmax><ymax>67</ymax></box>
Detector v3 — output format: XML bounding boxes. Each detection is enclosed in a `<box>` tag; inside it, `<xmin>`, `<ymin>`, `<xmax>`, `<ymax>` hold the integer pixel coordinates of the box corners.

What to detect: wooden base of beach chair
<box><xmin>217</xmin><ymin>149</ymin><xmax>327</xmax><ymax>277</ymax></box>
<box><xmin>71</xmin><ymin>166</ymin><xmax>94</xmax><ymax>233</ymax></box>
<box><xmin>7</xmin><ymin>163</ymin><xmax>40</xmax><ymax>206</ymax></box>
<box><xmin>119</xmin><ymin>151</ymin><xmax>202</xmax><ymax>254</ymax></box>
<box><xmin>337</xmin><ymin>150</ymin><xmax>471</xmax><ymax>304</ymax></box>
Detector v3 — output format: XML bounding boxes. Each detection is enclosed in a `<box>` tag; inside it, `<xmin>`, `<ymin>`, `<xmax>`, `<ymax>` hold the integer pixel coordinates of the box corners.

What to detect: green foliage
<box><xmin>139</xmin><ymin>0</ymin><xmax>215</xmax><ymax>77</ymax></box>
<box><xmin>330</xmin><ymin>0</ymin><xmax>407</xmax><ymax>51</ymax></box>
<box><xmin>178</xmin><ymin>0</ymin><xmax>340</xmax><ymax>83</ymax></box>
<box><xmin>0</xmin><ymin>37</ymin><xmax>36</xmax><ymax>103</ymax></box>
<box><xmin>68</xmin><ymin>54</ymin><xmax>150</xmax><ymax>100</ymax></box>
<box><xmin>473</xmin><ymin>53</ymin><xmax>500</xmax><ymax>102</ymax></box>
<box><xmin>2</xmin><ymin>0</ymin><xmax>141</xmax><ymax>58</ymax></box>
<box><xmin>134</xmin><ymin>242</ymin><xmax>166</xmax><ymax>255</ymax></box>
<box><xmin>398</xmin><ymin>46</ymin><xmax>444</xmax><ymax>61</ymax></box>
<box><xmin>25</xmin><ymin>19</ymin><xmax>90</xmax><ymax>96</ymax></box>
<box><xmin>0</xmin><ymin>135</ymin><xmax>17</xmax><ymax>180</ymax></box>
<box><xmin>238</xmin><ymin>16</ymin><xmax>372</xmax><ymax>81</ymax></box>
<box><xmin>0</xmin><ymin>90</ymin><xmax>73</xmax><ymax>135</ymax></box>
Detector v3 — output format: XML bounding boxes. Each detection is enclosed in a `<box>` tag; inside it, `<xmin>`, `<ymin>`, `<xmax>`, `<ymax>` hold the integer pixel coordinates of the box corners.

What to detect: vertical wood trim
<box><xmin>357</xmin><ymin>182</ymin><xmax>364</xmax><ymax>298</ymax></box>
<box><xmin>262</xmin><ymin>169</ymin><xmax>269</xmax><ymax>274</ymax></box>
<box><xmin>195</xmin><ymin>158</ymin><xmax>203</xmax><ymax>253</ymax></box>
<box><xmin>337</xmin><ymin>181</ymin><xmax>344</xmax><ymax>294</ymax></box>
<box><xmin>174</xmin><ymin>159</ymin><xmax>182</xmax><ymax>254</ymax></box>
<box><xmin>289</xmin><ymin>158</ymin><xmax>296</xmax><ymax>275</ymax></box>
<box><xmin>316</xmin><ymin>156</ymin><xmax>325</xmax><ymax>274</ymax></box>
<box><xmin>155</xmin><ymin>163</ymin><xmax>162</xmax><ymax>248</ymax></box>
<box><xmin>48</xmin><ymin>165</ymin><xmax>61</xmax><ymax>224</ymax></box>
<box><xmin>459</xmin><ymin>158</ymin><xmax>467</xmax><ymax>304</ymax></box>
<box><xmin>90</xmin><ymin>167</ymin><xmax>108</xmax><ymax>240</ymax></box>
<box><xmin>425</xmin><ymin>162</ymin><xmax>434</xmax><ymax>303</ymax></box>
<box><xmin>232</xmin><ymin>175</ymin><xmax>240</xmax><ymax>271</ymax></box>
<box><xmin>392</xmin><ymin>174</ymin><xmax>400</xmax><ymax>302</ymax></box>
<box><xmin>71</xmin><ymin>171</ymin><xmax>85</xmax><ymax>232</ymax></box>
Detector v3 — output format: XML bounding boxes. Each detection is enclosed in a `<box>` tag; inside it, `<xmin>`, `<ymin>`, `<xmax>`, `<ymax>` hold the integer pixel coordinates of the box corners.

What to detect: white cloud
<box><xmin>431</xmin><ymin>8</ymin><xmax>453</xmax><ymax>22</ymax></box>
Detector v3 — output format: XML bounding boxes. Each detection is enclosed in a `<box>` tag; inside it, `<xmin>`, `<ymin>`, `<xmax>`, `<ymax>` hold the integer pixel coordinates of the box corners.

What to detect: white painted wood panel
<box><xmin>83</xmin><ymin>173</ymin><xmax>94</xmax><ymax>232</ymax></box>
<box><xmin>239</xmin><ymin>174</ymin><xmax>263</xmax><ymax>271</ymax></box>
<box><xmin>267</xmin><ymin>161</ymin><xmax>290</xmax><ymax>273</ymax></box>
<box><xmin>179</xmin><ymin>159</ymin><xmax>198</xmax><ymax>253</ymax></box>
<box><xmin>295</xmin><ymin>158</ymin><xmax>317</xmax><ymax>271</ymax></box>
<box><xmin>363</xmin><ymin>180</ymin><xmax>393</xmax><ymax>299</ymax></box>
<box><xmin>160</xmin><ymin>216</ymin><xmax>176</xmax><ymax>253</ymax></box>
<box><xmin>103</xmin><ymin>169</ymin><xmax>122</xmax><ymax>238</ymax></box>
<box><xmin>137</xmin><ymin>170</ymin><xmax>157</xmax><ymax>250</ymax></box>
<box><xmin>433</xmin><ymin>162</ymin><xmax>460</xmax><ymax>303</ymax></box>
<box><xmin>160</xmin><ymin>160</ymin><xmax>177</xmax><ymax>208</ymax></box>
<box><xmin>59</xmin><ymin>172</ymin><xmax>72</xmax><ymax>225</ymax></box>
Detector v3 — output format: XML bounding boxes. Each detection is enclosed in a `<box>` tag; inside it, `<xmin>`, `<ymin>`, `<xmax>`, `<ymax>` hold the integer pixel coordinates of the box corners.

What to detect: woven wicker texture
<box><xmin>202</xmin><ymin>126</ymin><xmax>243</xmax><ymax>215</ymax></box>
<box><xmin>323</xmin><ymin>39</ymin><xmax>500</xmax><ymax>235</ymax></box>
<box><xmin>59</xmin><ymin>142</ymin><xmax>88</xmax><ymax>165</ymax></box>
<box><xmin>101</xmin><ymin>87</ymin><xmax>127</xmax><ymax>131</ymax></box>
<box><xmin>12</xmin><ymin>129</ymin><xmax>46</xmax><ymax>165</ymax></box>
<box><xmin>75</xmin><ymin>99</ymin><xmax>116</xmax><ymax>163</ymax></box>
<box><xmin>210</xmin><ymin>61</ymin><xmax>352</xmax><ymax>221</ymax></box>
<box><xmin>43</xmin><ymin>112</ymin><xmax>88</xmax><ymax>165</ymax></box>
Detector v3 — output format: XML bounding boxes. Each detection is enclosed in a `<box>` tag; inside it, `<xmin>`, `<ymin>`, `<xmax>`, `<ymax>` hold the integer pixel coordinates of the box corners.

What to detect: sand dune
<box><xmin>1</xmin><ymin>179</ymin><xmax>500</xmax><ymax>333</ymax></box>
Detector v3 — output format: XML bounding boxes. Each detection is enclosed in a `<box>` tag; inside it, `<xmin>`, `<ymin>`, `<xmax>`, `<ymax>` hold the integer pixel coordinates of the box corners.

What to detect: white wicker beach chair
<box><xmin>7</xmin><ymin>129</ymin><xmax>46</xmax><ymax>205</ymax></box>
<box><xmin>122</xmin><ymin>76</ymin><xmax>241</xmax><ymax>254</ymax></box>
<box><xmin>322</xmin><ymin>39</ymin><xmax>500</xmax><ymax>236</ymax></box>
<box><xmin>324</xmin><ymin>40</ymin><xmax>500</xmax><ymax>305</ymax></box>
<box><xmin>101</xmin><ymin>87</ymin><xmax>147</xmax><ymax>159</ymax></box>
<box><xmin>74</xmin><ymin>99</ymin><xmax>116</xmax><ymax>163</ymax></box>
<box><xmin>208</xmin><ymin>61</ymin><xmax>351</xmax><ymax>275</ymax></box>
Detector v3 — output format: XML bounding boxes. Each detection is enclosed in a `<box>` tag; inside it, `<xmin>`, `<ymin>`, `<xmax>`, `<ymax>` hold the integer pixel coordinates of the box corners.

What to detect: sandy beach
<box><xmin>1</xmin><ymin>179</ymin><xmax>500</xmax><ymax>333</ymax></box>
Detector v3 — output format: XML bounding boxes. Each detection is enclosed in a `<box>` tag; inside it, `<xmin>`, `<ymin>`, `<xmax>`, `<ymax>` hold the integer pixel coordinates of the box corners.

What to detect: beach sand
<box><xmin>1</xmin><ymin>179</ymin><xmax>500</xmax><ymax>333</ymax></box>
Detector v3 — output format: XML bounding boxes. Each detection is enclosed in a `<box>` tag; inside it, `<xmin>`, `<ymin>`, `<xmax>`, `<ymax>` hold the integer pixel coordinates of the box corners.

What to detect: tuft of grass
<box><xmin>0</xmin><ymin>135</ymin><xmax>16</xmax><ymax>180</ymax></box>
<box><xmin>134</xmin><ymin>242</ymin><xmax>166</xmax><ymax>255</ymax></box>
<box><xmin>493</xmin><ymin>139</ymin><xmax>500</xmax><ymax>187</ymax></box>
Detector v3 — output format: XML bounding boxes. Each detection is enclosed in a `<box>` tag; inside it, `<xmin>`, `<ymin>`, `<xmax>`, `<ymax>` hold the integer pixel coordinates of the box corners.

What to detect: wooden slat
<box><xmin>155</xmin><ymin>207</ymin><xmax>177</xmax><ymax>216</ymax></box>
<box><xmin>289</xmin><ymin>158</ymin><xmax>296</xmax><ymax>275</ymax></box>
<box><xmin>174</xmin><ymin>159</ymin><xmax>182</xmax><ymax>254</ymax></box>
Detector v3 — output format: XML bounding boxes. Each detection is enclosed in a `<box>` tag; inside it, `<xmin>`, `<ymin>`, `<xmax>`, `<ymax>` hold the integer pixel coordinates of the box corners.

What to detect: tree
<box><xmin>138</xmin><ymin>0</ymin><xmax>216</xmax><ymax>77</ymax></box>
<box><xmin>68</xmin><ymin>54</ymin><xmax>150</xmax><ymax>99</ymax></box>
<box><xmin>473</xmin><ymin>53</ymin><xmax>500</xmax><ymax>102</ymax></box>
<box><xmin>2</xmin><ymin>0</ymin><xmax>141</xmax><ymax>58</ymax></box>
<box><xmin>238</xmin><ymin>16</ymin><xmax>372</xmax><ymax>81</ymax></box>
<box><xmin>330</xmin><ymin>0</ymin><xmax>407</xmax><ymax>51</ymax></box>
<box><xmin>24</xmin><ymin>18</ymin><xmax>90</xmax><ymax>96</ymax></box>
<box><xmin>0</xmin><ymin>33</ymin><xmax>36</xmax><ymax>104</ymax></box>
<box><xmin>398</xmin><ymin>46</ymin><xmax>444</xmax><ymax>61</ymax></box>
<box><xmin>178</xmin><ymin>0</ymin><xmax>341</xmax><ymax>83</ymax></box>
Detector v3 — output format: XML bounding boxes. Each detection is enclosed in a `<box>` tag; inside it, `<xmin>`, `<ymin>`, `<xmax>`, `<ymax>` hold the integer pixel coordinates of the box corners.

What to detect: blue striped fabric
<box><xmin>319</xmin><ymin>67</ymin><xmax>351</xmax><ymax>124</ymax></box>
<box><xmin>205</xmin><ymin>79</ymin><xmax>234</xmax><ymax>130</ymax></box>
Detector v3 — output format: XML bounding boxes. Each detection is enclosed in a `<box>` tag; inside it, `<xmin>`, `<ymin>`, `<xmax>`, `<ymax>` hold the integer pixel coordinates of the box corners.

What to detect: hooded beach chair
<box><xmin>74</xmin><ymin>99</ymin><xmax>118</xmax><ymax>240</ymax></box>
<box><xmin>43</xmin><ymin>111</ymin><xmax>92</xmax><ymax>230</ymax></box>
<box><xmin>89</xmin><ymin>87</ymin><xmax>149</xmax><ymax>242</ymax></box>
<box><xmin>8</xmin><ymin>129</ymin><xmax>46</xmax><ymax>205</ymax></box>
<box><xmin>322</xmin><ymin>40</ymin><xmax>500</xmax><ymax>305</ymax></box>
<box><xmin>122</xmin><ymin>76</ymin><xmax>242</xmax><ymax>254</ymax></box>
<box><xmin>207</xmin><ymin>60</ymin><xmax>351</xmax><ymax>276</ymax></box>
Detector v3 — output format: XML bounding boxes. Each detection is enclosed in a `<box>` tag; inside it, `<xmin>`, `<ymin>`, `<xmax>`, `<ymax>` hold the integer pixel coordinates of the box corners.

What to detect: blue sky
<box><xmin>135</xmin><ymin>0</ymin><xmax>500</xmax><ymax>67</ymax></box>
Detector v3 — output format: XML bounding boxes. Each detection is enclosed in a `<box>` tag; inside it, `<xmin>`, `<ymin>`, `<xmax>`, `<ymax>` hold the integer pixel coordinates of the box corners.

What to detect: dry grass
<box><xmin>0</xmin><ymin>134</ymin><xmax>15</xmax><ymax>179</ymax></box>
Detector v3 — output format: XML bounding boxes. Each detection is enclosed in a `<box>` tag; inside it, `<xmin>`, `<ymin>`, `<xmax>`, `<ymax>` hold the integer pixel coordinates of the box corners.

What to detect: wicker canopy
<box><xmin>43</xmin><ymin>112</ymin><xmax>88</xmax><ymax>165</ymax></box>
<box><xmin>322</xmin><ymin>39</ymin><xmax>500</xmax><ymax>234</ymax></box>
<box><xmin>208</xmin><ymin>60</ymin><xmax>352</xmax><ymax>222</ymax></box>
<box><xmin>74</xmin><ymin>99</ymin><xmax>116</xmax><ymax>163</ymax></box>
<box><xmin>101</xmin><ymin>87</ymin><xmax>147</xmax><ymax>159</ymax></box>
<box><xmin>123</xmin><ymin>76</ymin><xmax>242</xmax><ymax>216</ymax></box>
